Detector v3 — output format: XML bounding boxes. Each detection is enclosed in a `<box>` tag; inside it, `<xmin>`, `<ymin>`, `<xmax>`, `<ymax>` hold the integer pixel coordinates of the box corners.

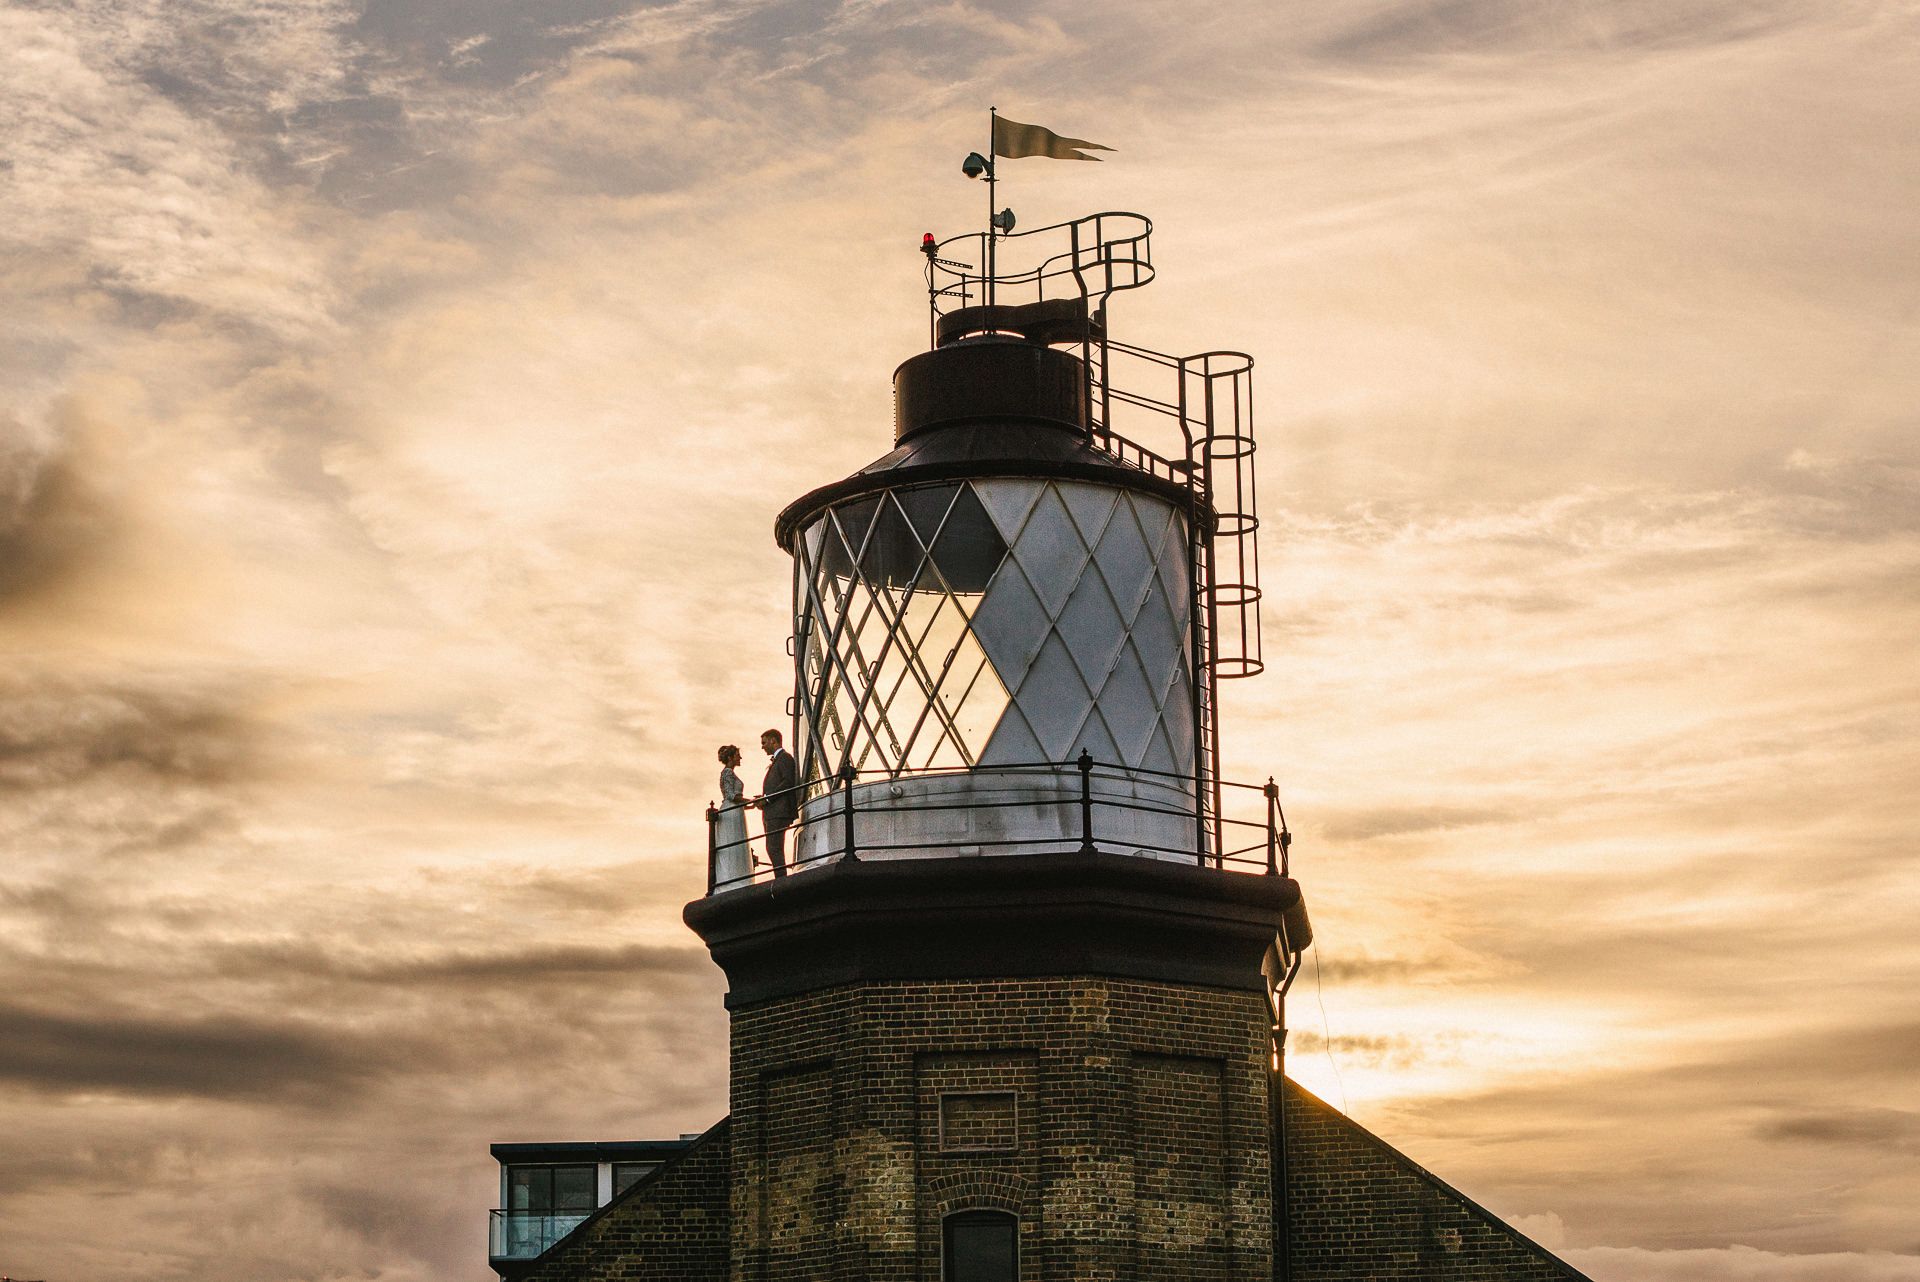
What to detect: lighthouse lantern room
<box><xmin>733</xmin><ymin>210</ymin><xmax>1273</xmax><ymax>884</ymax></box>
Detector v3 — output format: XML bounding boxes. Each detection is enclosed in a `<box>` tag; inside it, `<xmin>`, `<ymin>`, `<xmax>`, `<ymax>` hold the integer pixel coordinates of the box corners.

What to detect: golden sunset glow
<box><xmin>3</xmin><ymin>2</ymin><xmax>1918</xmax><ymax>1280</ymax></box>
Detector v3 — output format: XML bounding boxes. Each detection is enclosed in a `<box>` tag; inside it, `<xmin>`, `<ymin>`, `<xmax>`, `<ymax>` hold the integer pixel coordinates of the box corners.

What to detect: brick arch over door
<box><xmin>924</xmin><ymin>1168</ymin><xmax>1031</xmax><ymax>1215</ymax></box>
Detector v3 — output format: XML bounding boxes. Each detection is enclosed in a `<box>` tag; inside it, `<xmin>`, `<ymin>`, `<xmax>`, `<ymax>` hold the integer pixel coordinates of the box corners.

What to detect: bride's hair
<box><xmin>718</xmin><ymin>744</ymin><xmax>740</xmax><ymax>764</ymax></box>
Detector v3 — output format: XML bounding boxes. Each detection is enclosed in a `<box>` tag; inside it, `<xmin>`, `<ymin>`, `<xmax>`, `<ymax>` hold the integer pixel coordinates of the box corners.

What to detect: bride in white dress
<box><xmin>713</xmin><ymin>744</ymin><xmax>751</xmax><ymax>888</ymax></box>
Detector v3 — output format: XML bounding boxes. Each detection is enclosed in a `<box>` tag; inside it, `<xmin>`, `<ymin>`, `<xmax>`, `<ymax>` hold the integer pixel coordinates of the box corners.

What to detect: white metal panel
<box><xmin>1071</xmin><ymin>703</ymin><xmax>1123</xmax><ymax>765</ymax></box>
<box><xmin>1007</xmin><ymin>485</ymin><xmax>1091</xmax><ymax>618</ymax></box>
<box><xmin>979</xmin><ymin>699</ymin><xmax>1045</xmax><ymax>766</ymax></box>
<box><xmin>973</xmin><ymin>478</ymin><xmax>1046</xmax><ymax>547</ymax></box>
<box><xmin>1098</xmin><ymin>644</ymin><xmax>1160</xmax><ymax>766</ymax></box>
<box><xmin>1059</xmin><ymin>483</ymin><xmax>1119</xmax><ymax>551</ymax></box>
<box><xmin>1015</xmin><ymin>631</ymin><xmax>1092</xmax><ymax>759</ymax></box>
<box><xmin>1095</xmin><ymin>495</ymin><xmax>1159</xmax><ymax>623</ymax></box>
<box><xmin>1126</xmin><ymin>584</ymin><xmax>1185</xmax><ymax>703</ymax></box>
<box><xmin>967</xmin><ymin>557</ymin><xmax>1048</xmax><ymax>695</ymax></box>
<box><xmin>1053</xmin><ymin>570</ymin><xmax>1126</xmax><ymax>691</ymax></box>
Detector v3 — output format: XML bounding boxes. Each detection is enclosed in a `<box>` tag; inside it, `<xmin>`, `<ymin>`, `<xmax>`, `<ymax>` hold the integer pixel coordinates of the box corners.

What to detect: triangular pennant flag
<box><xmin>993</xmin><ymin>116</ymin><xmax>1113</xmax><ymax>162</ymax></box>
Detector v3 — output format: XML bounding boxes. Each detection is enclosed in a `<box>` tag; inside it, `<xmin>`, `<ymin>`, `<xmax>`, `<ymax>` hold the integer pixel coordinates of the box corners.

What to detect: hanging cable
<box><xmin>1311</xmin><ymin>942</ymin><xmax>1348</xmax><ymax>1116</ymax></box>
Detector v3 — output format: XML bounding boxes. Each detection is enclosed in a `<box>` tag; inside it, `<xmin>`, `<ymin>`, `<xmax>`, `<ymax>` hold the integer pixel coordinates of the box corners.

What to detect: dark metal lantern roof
<box><xmin>773</xmin><ymin>335</ymin><xmax>1205</xmax><ymax>551</ymax></box>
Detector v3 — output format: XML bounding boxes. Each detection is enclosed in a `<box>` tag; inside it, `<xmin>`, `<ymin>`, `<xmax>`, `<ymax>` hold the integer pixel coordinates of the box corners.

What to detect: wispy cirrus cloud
<box><xmin>1</xmin><ymin>0</ymin><xmax>1916</xmax><ymax>1279</ymax></box>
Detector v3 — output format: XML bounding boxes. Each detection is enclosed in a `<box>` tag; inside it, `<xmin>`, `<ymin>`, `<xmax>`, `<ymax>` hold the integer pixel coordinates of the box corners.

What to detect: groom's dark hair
<box><xmin>762</xmin><ymin>728</ymin><xmax>783</xmax><ymax>745</ymax></box>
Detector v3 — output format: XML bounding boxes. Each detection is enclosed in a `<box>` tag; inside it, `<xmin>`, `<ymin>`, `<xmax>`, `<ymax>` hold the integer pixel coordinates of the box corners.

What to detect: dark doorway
<box><xmin>943</xmin><ymin>1210</ymin><xmax>1018</xmax><ymax>1282</ymax></box>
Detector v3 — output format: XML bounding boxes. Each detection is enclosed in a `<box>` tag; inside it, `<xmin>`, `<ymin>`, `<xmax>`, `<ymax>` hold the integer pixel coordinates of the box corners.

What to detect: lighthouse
<box><xmin>493</xmin><ymin>206</ymin><xmax>1595</xmax><ymax>1282</ymax></box>
<box><xmin>687</xmin><ymin>210</ymin><xmax>1311</xmax><ymax>1281</ymax></box>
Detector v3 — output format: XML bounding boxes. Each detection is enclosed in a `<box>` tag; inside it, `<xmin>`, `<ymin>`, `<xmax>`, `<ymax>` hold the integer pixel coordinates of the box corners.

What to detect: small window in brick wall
<box><xmin>939</xmin><ymin>1091</ymin><xmax>1019</xmax><ymax>1152</ymax></box>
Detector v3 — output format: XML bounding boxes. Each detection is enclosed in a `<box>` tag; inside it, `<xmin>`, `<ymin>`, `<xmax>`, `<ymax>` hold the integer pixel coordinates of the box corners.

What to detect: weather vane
<box><xmin>946</xmin><ymin>107</ymin><xmax>1114</xmax><ymax>305</ymax></box>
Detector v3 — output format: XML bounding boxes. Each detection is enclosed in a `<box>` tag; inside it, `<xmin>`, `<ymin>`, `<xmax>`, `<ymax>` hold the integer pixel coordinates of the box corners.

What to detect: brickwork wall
<box><xmin>1134</xmin><ymin>1052</ymin><xmax>1232</xmax><ymax>1279</ymax></box>
<box><xmin>510</xmin><ymin>1119</ymin><xmax>730</xmax><ymax>1282</ymax></box>
<box><xmin>1283</xmin><ymin>1080</ymin><xmax>1590</xmax><ymax>1281</ymax></box>
<box><xmin>501</xmin><ymin>1012</ymin><xmax>1598</xmax><ymax>1282</ymax></box>
<box><xmin>727</xmin><ymin>976</ymin><xmax>1273</xmax><ymax>1282</ymax></box>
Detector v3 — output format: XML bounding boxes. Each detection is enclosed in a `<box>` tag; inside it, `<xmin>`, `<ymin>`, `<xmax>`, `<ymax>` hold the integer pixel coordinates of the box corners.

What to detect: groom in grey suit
<box><xmin>757</xmin><ymin>728</ymin><xmax>798</xmax><ymax>877</ymax></box>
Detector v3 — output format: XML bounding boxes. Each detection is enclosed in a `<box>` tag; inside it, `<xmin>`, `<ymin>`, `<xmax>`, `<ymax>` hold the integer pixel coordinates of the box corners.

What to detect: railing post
<box><xmin>706</xmin><ymin>803</ymin><xmax>719</xmax><ymax>893</ymax></box>
<box><xmin>1077</xmin><ymin>750</ymin><xmax>1097</xmax><ymax>855</ymax></box>
<box><xmin>840</xmin><ymin>764</ymin><xmax>859</xmax><ymax>862</ymax></box>
<box><xmin>1263</xmin><ymin>778</ymin><xmax>1279</xmax><ymax>876</ymax></box>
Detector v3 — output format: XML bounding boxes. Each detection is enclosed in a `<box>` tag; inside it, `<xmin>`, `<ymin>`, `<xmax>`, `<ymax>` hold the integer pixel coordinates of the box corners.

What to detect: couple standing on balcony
<box><xmin>713</xmin><ymin>729</ymin><xmax>799</xmax><ymax>889</ymax></box>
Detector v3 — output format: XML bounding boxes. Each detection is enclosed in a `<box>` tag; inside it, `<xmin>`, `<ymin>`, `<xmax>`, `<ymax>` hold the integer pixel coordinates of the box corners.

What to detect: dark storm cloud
<box><xmin>1757</xmin><ymin>1108</ymin><xmax>1920</xmax><ymax>1152</ymax></box>
<box><xmin>0</xmin><ymin>671</ymin><xmax>259</xmax><ymax>792</ymax></box>
<box><xmin>0</xmin><ymin>1001</ymin><xmax>414</xmax><ymax>1102</ymax></box>
<box><xmin>1308</xmin><ymin>952</ymin><xmax>1448</xmax><ymax>984</ymax></box>
<box><xmin>1293</xmin><ymin>1029</ymin><xmax>1442</xmax><ymax>1070</ymax></box>
<box><xmin>0</xmin><ymin>411</ymin><xmax>117</xmax><ymax>607</ymax></box>
<box><xmin>208</xmin><ymin>939</ymin><xmax>713</xmax><ymax>989</ymax></box>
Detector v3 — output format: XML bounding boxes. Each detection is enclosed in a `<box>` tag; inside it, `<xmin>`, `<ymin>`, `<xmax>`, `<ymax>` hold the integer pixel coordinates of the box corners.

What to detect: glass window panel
<box><xmin>1074</xmin><ymin>704</ymin><xmax>1123</xmax><ymax>765</ymax></box>
<box><xmin>1141</xmin><ymin>720</ymin><xmax>1181</xmax><ymax>776</ymax></box>
<box><xmin>824</xmin><ymin>497</ymin><xmax>880</xmax><ymax>581</ymax></box>
<box><xmin>552</xmin><ymin>1165</ymin><xmax>597</xmax><ymax>1212</ymax></box>
<box><xmin>507</xmin><ymin>1166</ymin><xmax>550</xmax><ymax>1211</ymax></box>
<box><xmin>1152</xmin><ymin>510</ymin><xmax>1192</xmax><ymax>627</ymax></box>
<box><xmin>896</xmin><ymin>483</ymin><xmax>960</xmax><ymax>551</ymax></box>
<box><xmin>1127</xmin><ymin>588</ymin><xmax>1186</xmax><ymax>696</ymax></box>
<box><xmin>860</xmin><ymin>492</ymin><xmax>925</xmax><ymax>588</ymax></box>
<box><xmin>918</xmin><ymin>595</ymin><xmax>971</xmax><ymax>674</ymax></box>
<box><xmin>923</xmin><ymin>722</ymin><xmax>969</xmax><ymax>771</ymax></box>
<box><xmin>1015</xmin><ymin>633</ymin><xmax>1094</xmax><ymax>759</ymax></box>
<box><xmin>945</xmin><ymin>1212</ymin><xmax>1018</xmax><ymax>1282</ymax></box>
<box><xmin>612</xmin><ymin>1163</ymin><xmax>659</xmax><ymax>1195</ymax></box>
<box><xmin>1158</xmin><ymin>668</ymin><xmax>1196</xmax><ymax>771</ymax></box>
<box><xmin>946</xmin><ymin>645</ymin><xmax>1010</xmax><ymax>755</ymax></box>
<box><xmin>931</xmin><ymin>483</ymin><xmax>1008</xmax><ymax>595</ymax></box>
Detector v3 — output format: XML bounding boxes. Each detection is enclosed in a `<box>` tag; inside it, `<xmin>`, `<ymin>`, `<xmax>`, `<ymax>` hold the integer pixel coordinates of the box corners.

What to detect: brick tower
<box><xmin>497</xmin><ymin>208</ymin><xmax>1594</xmax><ymax>1282</ymax></box>
<box><xmin>685</xmin><ymin>210</ymin><xmax>1312</xmax><ymax>1282</ymax></box>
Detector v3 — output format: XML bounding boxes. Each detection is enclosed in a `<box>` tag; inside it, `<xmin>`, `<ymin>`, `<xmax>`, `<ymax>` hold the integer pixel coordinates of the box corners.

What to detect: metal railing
<box><xmin>707</xmin><ymin>753</ymin><xmax>1291</xmax><ymax>895</ymax></box>
<box><xmin>489</xmin><ymin>1209</ymin><xmax>591</xmax><ymax>1260</ymax></box>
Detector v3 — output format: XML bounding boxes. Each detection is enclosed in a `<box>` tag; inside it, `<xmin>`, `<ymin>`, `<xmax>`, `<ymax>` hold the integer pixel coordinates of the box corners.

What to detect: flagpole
<box><xmin>986</xmin><ymin>105</ymin><xmax>997</xmax><ymax>308</ymax></box>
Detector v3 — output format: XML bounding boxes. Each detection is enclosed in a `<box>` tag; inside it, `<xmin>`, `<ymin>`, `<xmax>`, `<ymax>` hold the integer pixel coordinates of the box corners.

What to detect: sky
<box><xmin>1</xmin><ymin>0</ymin><xmax>1917</xmax><ymax>1279</ymax></box>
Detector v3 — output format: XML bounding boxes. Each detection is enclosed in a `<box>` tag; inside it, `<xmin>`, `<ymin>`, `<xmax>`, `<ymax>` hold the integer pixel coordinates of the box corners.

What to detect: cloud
<box><xmin>0</xmin><ymin>408</ymin><xmax>120</xmax><ymax>606</ymax></box>
<box><xmin>0</xmin><ymin>671</ymin><xmax>259</xmax><ymax>792</ymax></box>
<box><xmin>1757</xmin><ymin>1109</ymin><xmax>1920</xmax><ymax>1153</ymax></box>
<box><xmin>0</xmin><ymin>0</ymin><xmax>1915</xmax><ymax>1279</ymax></box>
<box><xmin>0</xmin><ymin>1001</ymin><xmax>408</xmax><ymax>1102</ymax></box>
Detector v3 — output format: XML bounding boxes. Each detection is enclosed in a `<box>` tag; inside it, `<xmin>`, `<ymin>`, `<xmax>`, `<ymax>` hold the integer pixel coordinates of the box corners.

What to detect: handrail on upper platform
<box><xmin>706</xmin><ymin>753</ymin><xmax>1293</xmax><ymax>896</ymax></box>
<box><xmin>924</xmin><ymin>211</ymin><xmax>1154</xmax><ymax>324</ymax></box>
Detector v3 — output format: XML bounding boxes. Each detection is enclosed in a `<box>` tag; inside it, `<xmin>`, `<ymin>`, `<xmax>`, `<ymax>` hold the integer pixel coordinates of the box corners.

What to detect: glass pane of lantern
<box><xmin>896</xmin><ymin>484</ymin><xmax>959</xmax><ymax>554</ymax></box>
<box><xmin>823</xmin><ymin>496</ymin><xmax>879</xmax><ymax>581</ymax></box>
<box><xmin>945</xmin><ymin>642</ymin><xmax>1009</xmax><ymax>758</ymax></box>
<box><xmin>860</xmin><ymin>492</ymin><xmax>924</xmax><ymax>588</ymax></box>
<box><xmin>932</xmin><ymin>483</ymin><xmax>1007</xmax><ymax>595</ymax></box>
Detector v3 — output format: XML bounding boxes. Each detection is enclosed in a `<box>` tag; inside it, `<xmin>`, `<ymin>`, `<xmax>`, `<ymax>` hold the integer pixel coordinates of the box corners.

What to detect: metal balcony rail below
<box><xmin>707</xmin><ymin>752</ymin><xmax>1291</xmax><ymax>895</ymax></box>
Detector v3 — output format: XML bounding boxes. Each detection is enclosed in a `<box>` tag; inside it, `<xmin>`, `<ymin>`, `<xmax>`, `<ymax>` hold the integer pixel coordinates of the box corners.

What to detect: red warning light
<box><xmin>921</xmin><ymin>232</ymin><xmax>937</xmax><ymax>255</ymax></box>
